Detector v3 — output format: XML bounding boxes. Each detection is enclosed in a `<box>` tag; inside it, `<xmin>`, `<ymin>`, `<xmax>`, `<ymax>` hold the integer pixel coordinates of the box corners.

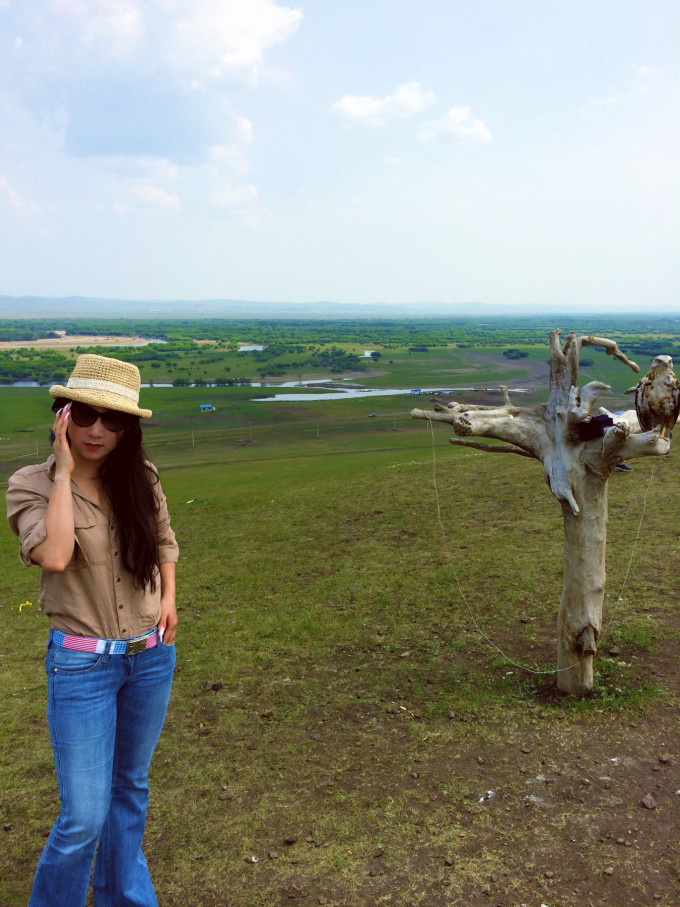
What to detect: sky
<box><xmin>0</xmin><ymin>0</ymin><xmax>679</xmax><ymax>311</ymax></box>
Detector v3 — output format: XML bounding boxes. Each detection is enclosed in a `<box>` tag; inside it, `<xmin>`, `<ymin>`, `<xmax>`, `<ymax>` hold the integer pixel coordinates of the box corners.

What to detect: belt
<box><xmin>50</xmin><ymin>627</ymin><xmax>158</xmax><ymax>656</ymax></box>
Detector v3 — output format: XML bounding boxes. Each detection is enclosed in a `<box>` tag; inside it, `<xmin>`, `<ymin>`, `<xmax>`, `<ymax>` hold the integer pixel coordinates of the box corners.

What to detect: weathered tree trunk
<box><xmin>557</xmin><ymin>471</ymin><xmax>607</xmax><ymax>693</ymax></box>
<box><xmin>412</xmin><ymin>330</ymin><xmax>670</xmax><ymax>695</ymax></box>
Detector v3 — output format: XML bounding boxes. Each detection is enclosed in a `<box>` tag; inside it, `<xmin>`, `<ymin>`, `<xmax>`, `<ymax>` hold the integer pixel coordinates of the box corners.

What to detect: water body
<box><xmin>254</xmin><ymin>387</ymin><xmax>528</xmax><ymax>402</ymax></box>
<box><xmin>8</xmin><ymin>380</ymin><xmax>527</xmax><ymax>400</ymax></box>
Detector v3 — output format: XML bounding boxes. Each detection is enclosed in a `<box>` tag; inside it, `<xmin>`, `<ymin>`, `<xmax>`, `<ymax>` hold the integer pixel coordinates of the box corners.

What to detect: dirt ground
<box><xmin>0</xmin><ymin>334</ymin><xmax>150</xmax><ymax>350</ymax></box>
<box><xmin>256</xmin><ymin>636</ymin><xmax>680</xmax><ymax>907</ymax></box>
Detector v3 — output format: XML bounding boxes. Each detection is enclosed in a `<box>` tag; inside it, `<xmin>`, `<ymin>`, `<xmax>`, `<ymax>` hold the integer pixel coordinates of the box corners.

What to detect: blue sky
<box><xmin>0</xmin><ymin>0</ymin><xmax>678</xmax><ymax>310</ymax></box>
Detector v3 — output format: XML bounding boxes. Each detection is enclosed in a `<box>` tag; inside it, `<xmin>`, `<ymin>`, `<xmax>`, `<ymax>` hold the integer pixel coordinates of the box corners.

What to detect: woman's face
<box><xmin>67</xmin><ymin>405</ymin><xmax>124</xmax><ymax>465</ymax></box>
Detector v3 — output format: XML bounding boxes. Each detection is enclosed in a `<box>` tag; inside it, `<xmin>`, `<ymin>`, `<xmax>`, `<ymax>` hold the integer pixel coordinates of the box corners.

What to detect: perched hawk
<box><xmin>625</xmin><ymin>354</ymin><xmax>680</xmax><ymax>439</ymax></box>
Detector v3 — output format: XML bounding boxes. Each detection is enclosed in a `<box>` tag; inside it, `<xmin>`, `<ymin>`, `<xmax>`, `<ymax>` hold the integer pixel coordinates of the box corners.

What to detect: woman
<box><xmin>6</xmin><ymin>353</ymin><xmax>179</xmax><ymax>907</ymax></box>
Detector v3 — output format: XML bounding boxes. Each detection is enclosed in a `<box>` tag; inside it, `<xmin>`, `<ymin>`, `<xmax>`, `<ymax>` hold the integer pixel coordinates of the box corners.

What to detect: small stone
<box><xmin>373</xmin><ymin>849</ymin><xmax>384</xmax><ymax>859</ymax></box>
<box><xmin>447</xmin><ymin>710</ymin><xmax>456</xmax><ymax>720</ymax></box>
<box><xmin>616</xmin><ymin>837</ymin><xmax>625</xmax><ymax>845</ymax></box>
<box><xmin>659</xmin><ymin>754</ymin><xmax>670</xmax><ymax>764</ymax></box>
<box><xmin>609</xmin><ymin>647</ymin><xmax>621</xmax><ymax>657</ymax></box>
<box><xmin>445</xmin><ymin>857</ymin><xmax>454</xmax><ymax>867</ymax></box>
<box><xmin>268</xmin><ymin>851</ymin><xmax>278</xmax><ymax>860</ymax></box>
<box><xmin>306</xmin><ymin>836</ymin><xmax>315</xmax><ymax>844</ymax></box>
<box><xmin>521</xmin><ymin>746</ymin><xmax>531</xmax><ymax>754</ymax></box>
<box><xmin>477</xmin><ymin>756</ymin><xmax>485</xmax><ymax>765</ymax></box>
<box><xmin>603</xmin><ymin>867</ymin><xmax>614</xmax><ymax>876</ymax></box>
<box><xmin>410</xmin><ymin>771</ymin><xmax>420</xmax><ymax>779</ymax></box>
<box><xmin>218</xmin><ymin>792</ymin><xmax>234</xmax><ymax>801</ymax></box>
<box><xmin>245</xmin><ymin>855</ymin><xmax>258</xmax><ymax>864</ymax></box>
<box><xmin>318</xmin><ymin>897</ymin><xmax>329</xmax><ymax>905</ymax></box>
<box><xmin>641</xmin><ymin>793</ymin><xmax>658</xmax><ymax>810</ymax></box>
<box><xmin>284</xmin><ymin>835</ymin><xmax>298</xmax><ymax>845</ymax></box>
<box><xmin>544</xmin><ymin>871</ymin><xmax>554</xmax><ymax>879</ymax></box>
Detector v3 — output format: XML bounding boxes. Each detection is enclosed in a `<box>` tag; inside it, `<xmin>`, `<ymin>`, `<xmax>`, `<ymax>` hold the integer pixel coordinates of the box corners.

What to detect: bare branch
<box><xmin>549</xmin><ymin>328</ymin><xmax>566</xmax><ymax>364</ymax></box>
<box><xmin>618</xmin><ymin>427</ymin><xmax>671</xmax><ymax>460</ymax></box>
<box><xmin>580</xmin><ymin>381</ymin><xmax>611</xmax><ymax>411</ymax></box>
<box><xmin>448</xmin><ymin>438</ymin><xmax>536</xmax><ymax>458</ymax></box>
<box><xmin>410</xmin><ymin>407</ymin><xmax>456</xmax><ymax>425</ymax></box>
<box><xmin>581</xmin><ymin>336</ymin><xmax>640</xmax><ymax>373</ymax></box>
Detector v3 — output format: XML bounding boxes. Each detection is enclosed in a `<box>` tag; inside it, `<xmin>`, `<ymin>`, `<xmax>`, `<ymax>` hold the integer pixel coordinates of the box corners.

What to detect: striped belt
<box><xmin>50</xmin><ymin>627</ymin><xmax>159</xmax><ymax>656</ymax></box>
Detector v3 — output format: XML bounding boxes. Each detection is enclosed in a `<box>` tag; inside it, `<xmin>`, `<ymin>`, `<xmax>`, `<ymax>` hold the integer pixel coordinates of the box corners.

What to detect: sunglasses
<box><xmin>67</xmin><ymin>401</ymin><xmax>132</xmax><ymax>432</ymax></box>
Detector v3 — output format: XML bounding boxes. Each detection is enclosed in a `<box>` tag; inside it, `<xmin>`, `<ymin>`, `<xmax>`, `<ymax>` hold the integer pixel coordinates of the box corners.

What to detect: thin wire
<box><xmin>599</xmin><ymin>459</ymin><xmax>656</xmax><ymax>640</ymax></box>
<box><xmin>427</xmin><ymin>417</ymin><xmax>654</xmax><ymax>676</ymax></box>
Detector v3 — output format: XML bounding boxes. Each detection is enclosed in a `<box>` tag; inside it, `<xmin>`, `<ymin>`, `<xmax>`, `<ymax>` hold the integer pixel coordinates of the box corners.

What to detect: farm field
<box><xmin>1</xmin><ymin>327</ymin><xmax>680</xmax><ymax>905</ymax></box>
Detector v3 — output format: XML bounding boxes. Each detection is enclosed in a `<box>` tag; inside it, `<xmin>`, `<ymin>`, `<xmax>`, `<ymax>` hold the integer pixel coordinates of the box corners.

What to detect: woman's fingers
<box><xmin>52</xmin><ymin>404</ymin><xmax>74</xmax><ymax>473</ymax></box>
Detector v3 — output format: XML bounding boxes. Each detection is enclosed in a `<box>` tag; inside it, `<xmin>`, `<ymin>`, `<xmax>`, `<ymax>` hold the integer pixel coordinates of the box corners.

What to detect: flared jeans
<box><xmin>28</xmin><ymin>633</ymin><xmax>176</xmax><ymax>907</ymax></box>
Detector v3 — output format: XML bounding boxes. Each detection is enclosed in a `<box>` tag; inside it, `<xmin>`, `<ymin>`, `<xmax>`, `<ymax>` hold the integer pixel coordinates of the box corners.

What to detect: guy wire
<box><xmin>427</xmin><ymin>417</ymin><xmax>655</xmax><ymax>677</ymax></box>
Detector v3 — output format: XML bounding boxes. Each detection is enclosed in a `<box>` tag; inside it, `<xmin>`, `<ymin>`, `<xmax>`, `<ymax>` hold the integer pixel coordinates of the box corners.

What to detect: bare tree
<box><xmin>412</xmin><ymin>330</ymin><xmax>669</xmax><ymax>694</ymax></box>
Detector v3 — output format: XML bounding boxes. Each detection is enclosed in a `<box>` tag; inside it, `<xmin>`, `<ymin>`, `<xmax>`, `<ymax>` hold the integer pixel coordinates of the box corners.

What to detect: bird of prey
<box><xmin>625</xmin><ymin>354</ymin><xmax>680</xmax><ymax>439</ymax></box>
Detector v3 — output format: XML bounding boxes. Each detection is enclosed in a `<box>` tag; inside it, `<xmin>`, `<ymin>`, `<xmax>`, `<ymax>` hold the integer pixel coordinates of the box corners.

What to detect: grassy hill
<box><xmin>1</xmin><ymin>362</ymin><xmax>679</xmax><ymax>904</ymax></box>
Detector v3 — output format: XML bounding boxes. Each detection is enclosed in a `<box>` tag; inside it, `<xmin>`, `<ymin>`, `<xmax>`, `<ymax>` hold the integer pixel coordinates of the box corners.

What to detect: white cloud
<box><xmin>6</xmin><ymin>1</ymin><xmax>301</xmax><ymax>160</ymax></box>
<box><xmin>133</xmin><ymin>184</ymin><xmax>181</xmax><ymax>210</ymax></box>
<box><xmin>38</xmin><ymin>1</ymin><xmax>302</xmax><ymax>79</ymax></box>
<box><xmin>212</xmin><ymin>181</ymin><xmax>258</xmax><ymax>209</ymax></box>
<box><xmin>417</xmin><ymin>107</ymin><xmax>491</xmax><ymax>144</ymax></box>
<box><xmin>47</xmin><ymin>0</ymin><xmax>145</xmax><ymax>59</ymax></box>
<box><xmin>584</xmin><ymin>65</ymin><xmax>661</xmax><ymax>118</ymax></box>
<box><xmin>208</xmin><ymin>144</ymin><xmax>252</xmax><ymax>178</ymax></box>
<box><xmin>0</xmin><ymin>176</ymin><xmax>40</xmax><ymax>213</ymax></box>
<box><xmin>164</xmin><ymin>0</ymin><xmax>303</xmax><ymax>85</ymax></box>
<box><xmin>330</xmin><ymin>81</ymin><xmax>436</xmax><ymax>127</ymax></box>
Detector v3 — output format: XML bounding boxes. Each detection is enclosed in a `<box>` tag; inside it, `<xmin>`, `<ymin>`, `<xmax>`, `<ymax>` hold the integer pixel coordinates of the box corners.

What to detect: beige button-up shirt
<box><xmin>6</xmin><ymin>455</ymin><xmax>179</xmax><ymax>639</ymax></box>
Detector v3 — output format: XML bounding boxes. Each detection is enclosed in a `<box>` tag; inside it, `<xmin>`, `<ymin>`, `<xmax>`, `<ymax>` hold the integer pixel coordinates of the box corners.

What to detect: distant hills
<box><xmin>0</xmin><ymin>295</ymin><xmax>677</xmax><ymax>320</ymax></box>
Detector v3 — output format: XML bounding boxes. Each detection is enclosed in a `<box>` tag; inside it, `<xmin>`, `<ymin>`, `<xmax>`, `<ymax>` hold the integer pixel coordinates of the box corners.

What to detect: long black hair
<box><xmin>53</xmin><ymin>399</ymin><xmax>160</xmax><ymax>590</ymax></box>
<box><xmin>99</xmin><ymin>420</ymin><xmax>160</xmax><ymax>591</ymax></box>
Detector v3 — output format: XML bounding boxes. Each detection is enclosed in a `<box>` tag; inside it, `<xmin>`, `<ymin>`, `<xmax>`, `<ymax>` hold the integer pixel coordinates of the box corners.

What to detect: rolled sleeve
<box><xmin>6</xmin><ymin>471</ymin><xmax>49</xmax><ymax>566</ymax></box>
<box><xmin>155</xmin><ymin>481</ymin><xmax>179</xmax><ymax>565</ymax></box>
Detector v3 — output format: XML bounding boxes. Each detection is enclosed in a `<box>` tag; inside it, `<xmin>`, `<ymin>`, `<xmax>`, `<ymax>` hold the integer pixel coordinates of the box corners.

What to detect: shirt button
<box><xmin>119</xmin><ymin>604</ymin><xmax>123</xmax><ymax>610</ymax></box>
<box><xmin>116</xmin><ymin>577</ymin><xmax>121</xmax><ymax>583</ymax></box>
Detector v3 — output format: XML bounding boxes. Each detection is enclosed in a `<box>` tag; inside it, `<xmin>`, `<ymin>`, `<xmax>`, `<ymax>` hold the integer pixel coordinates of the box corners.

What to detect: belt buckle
<box><xmin>126</xmin><ymin>637</ymin><xmax>148</xmax><ymax>655</ymax></box>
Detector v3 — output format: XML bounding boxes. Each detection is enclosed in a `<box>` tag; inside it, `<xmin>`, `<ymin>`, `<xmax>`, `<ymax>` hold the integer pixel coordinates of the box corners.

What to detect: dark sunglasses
<box><xmin>64</xmin><ymin>401</ymin><xmax>132</xmax><ymax>432</ymax></box>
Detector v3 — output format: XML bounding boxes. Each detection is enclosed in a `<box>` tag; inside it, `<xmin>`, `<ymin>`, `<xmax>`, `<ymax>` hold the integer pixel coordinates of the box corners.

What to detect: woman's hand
<box><xmin>158</xmin><ymin>562</ymin><xmax>178</xmax><ymax>644</ymax></box>
<box><xmin>159</xmin><ymin>596</ymin><xmax>178</xmax><ymax>645</ymax></box>
<box><xmin>31</xmin><ymin>403</ymin><xmax>76</xmax><ymax>571</ymax></box>
<box><xmin>52</xmin><ymin>403</ymin><xmax>75</xmax><ymax>478</ymax></box>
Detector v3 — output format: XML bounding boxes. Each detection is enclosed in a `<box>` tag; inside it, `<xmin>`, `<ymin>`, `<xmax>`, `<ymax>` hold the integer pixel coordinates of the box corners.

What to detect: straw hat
<box><xmin>49</xmin><ymin>354</ymin><xmax>152</xmax><ymax>418</ymax></box>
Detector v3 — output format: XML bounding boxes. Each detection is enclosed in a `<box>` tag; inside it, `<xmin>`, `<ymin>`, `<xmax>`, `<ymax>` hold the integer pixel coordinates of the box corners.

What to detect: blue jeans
<box><xmin>28</xmin><ymin>633</ymin><xmax>176</xmax><ymax>907</ymax></box>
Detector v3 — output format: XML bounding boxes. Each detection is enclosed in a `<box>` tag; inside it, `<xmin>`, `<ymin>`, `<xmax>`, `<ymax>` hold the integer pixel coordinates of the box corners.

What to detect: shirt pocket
<box><xmin>68</xmin><ymin>514</ymin><xmax>107</xmax><ymax>569</ymax></box>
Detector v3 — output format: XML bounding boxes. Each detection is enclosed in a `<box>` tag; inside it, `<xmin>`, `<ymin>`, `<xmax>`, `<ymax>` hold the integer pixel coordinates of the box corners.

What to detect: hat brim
<box><xmin>49</xmin><ymin>385</ymin><xmax>152</xmax><ymax>419</ymax></box>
